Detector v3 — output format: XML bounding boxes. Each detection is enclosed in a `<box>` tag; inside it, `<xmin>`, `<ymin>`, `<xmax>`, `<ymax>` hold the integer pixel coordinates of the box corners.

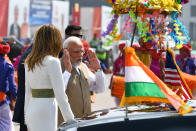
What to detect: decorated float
<box><xmin>58</xmin><ymin>0</ymin><xmax>196</xmax><ymax>130</ymax></box>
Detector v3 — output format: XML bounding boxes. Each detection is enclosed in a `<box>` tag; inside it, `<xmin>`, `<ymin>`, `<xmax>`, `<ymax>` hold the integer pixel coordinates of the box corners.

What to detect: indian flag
<box><xmin>120</xmin><ymin>47</ymin><xmax>193</xmax><ymax>114</ymax></box>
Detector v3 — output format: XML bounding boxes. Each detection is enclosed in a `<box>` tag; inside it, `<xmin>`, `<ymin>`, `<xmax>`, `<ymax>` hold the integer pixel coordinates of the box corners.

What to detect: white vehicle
<box><xmin>58</xmin><ymin>104</ymin><xmax>196</xmax><ymax>131</ymax></box>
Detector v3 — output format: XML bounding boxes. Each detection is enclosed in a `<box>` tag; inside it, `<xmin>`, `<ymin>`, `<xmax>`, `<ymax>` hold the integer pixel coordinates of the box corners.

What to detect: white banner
<box><xmin>52</xmin><ymin>1</ymin><xmax>69</xmax><ymax>38</ymax></box>
<box><xmin>8</xmin><ymin>0</ymin><xmax>30</xmax><ymax>39</ymax></box>
<box><xmin>80</xmin><ymin>7</ymin><xmax>94</xmax><ymax>42</ymax></box>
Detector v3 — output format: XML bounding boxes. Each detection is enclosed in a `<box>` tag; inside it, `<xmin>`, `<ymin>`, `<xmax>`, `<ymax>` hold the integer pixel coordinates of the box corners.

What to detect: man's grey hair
<box><xmin>63</xmin><ymin>36</ymin><xmax>83</xmax><ymax>48</ymax></box>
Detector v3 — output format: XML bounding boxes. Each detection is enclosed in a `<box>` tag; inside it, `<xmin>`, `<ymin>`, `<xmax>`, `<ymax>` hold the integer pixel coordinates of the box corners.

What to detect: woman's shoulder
<box><xmin>44</xmin><ymin>56</ymin><xmax>59</xmax><ymax>61</ymax></box>
<box><xmin>44</xmin><ymin>56</ymin><xmax>60</xmax><ymax>65</ymax></box>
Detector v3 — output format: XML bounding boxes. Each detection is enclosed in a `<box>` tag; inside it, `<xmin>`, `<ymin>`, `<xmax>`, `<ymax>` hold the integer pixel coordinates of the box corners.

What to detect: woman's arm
<box><xmin>47</xmin><ymin>57</ymin><xmax>75</xmax><ymax>123</ymax></box>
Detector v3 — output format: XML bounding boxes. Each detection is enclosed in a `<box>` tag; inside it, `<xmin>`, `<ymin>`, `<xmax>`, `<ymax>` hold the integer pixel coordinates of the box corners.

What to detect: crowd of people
<box><xmin>1</xmin><ymin>24</ymin><xmax>196</xmax><ymax>131</ymax></box>
<box><xmin>0</xmin><ymin>24</ymin><xmax>107</xmax><ymax>131</ymax></box>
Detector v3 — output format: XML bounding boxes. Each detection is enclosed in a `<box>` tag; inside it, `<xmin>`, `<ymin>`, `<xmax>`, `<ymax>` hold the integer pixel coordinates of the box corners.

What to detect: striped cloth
<box><xmin>165</xmin><ymin>68</ymin><xmax>181</xmax><ymax>86</ymax></box>
<box><xmin>164</xmin><ymin>48</ymin><xmax>193</xmax><ymax>101</ymax></box>
<box><xmin>120</xmin><ymin>47</ymin><xmax>193</xmax><ymax>114</ymax></box>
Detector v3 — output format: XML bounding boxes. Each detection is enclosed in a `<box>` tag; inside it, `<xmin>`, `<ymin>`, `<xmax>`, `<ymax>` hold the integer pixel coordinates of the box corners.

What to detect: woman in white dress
<box><xmin>24</xmin><ymin>24</ymin><xmax>75</xmax><ymax>131</ymax></box>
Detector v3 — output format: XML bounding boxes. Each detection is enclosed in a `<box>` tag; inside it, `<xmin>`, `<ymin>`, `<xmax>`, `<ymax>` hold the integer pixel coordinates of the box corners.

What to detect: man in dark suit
<box><xmin>12</xmin><ymin>45</ymin><xmax>32</xmax><ymax>131</ymax></box>
<box><xmin>7</xmin><ymin>36</ymin><xmax>22</xmax><ymax>63</ymax></box>
<box><xmin>9</xmin><ymin>5</ymin><xmax>21</xmax><ymax>39</ymax></box>
<box><xmin>9</xmin><ymin>24</ymin><xmax>20</xmax><ymax>40</ymax></box>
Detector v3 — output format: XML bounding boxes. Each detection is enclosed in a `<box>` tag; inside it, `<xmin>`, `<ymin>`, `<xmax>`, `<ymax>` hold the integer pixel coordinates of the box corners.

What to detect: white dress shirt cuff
<box><xmin>94</xmin><ymin>70</ymin><xmax>106</xmax><ymax>93</ymax></box>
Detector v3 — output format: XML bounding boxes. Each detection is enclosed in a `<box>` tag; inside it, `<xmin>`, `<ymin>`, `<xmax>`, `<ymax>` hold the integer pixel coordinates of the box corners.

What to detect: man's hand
<box><xmin>87</xmin><ymin>50</ymin><xmax>101</xmax><ymax>71</ymax></box>
<box><xmin>63</xmin><ymin>48</ymin><xmax>72</xmax><ymax>73</ymax></box>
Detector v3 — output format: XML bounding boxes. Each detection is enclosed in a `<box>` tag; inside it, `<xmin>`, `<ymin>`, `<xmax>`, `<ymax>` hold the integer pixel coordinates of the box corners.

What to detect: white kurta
<box><xmin>24</xmin><ymin>56</ymin><xmax>75</xmax><ymax>131</ymax></box>
<box><xmin>63</xmin><ymin>64</ymin><xmax>106</xmax><ymax>93</ymax></box>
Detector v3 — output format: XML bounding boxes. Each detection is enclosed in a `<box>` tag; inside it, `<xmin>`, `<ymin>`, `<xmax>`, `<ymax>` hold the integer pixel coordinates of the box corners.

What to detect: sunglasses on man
<box><xmin>69</xmin><ymin>34</ymin><xmax>83</xmax><ymax>38</ymax></box>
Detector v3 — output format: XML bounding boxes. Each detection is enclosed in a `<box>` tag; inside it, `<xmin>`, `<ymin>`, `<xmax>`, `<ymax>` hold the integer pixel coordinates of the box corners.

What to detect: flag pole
<box><xmin>124</xmin><ymin>103</ymin><xmax>129</xmax><ymax>121</ymax></box>
<box><xmin>159</xmin><ymin>40</ymin><xmax>165</xmax><ymax>80</ymax></box>
<box><xmin>130</xmin><ymin>0</ymin><xmax>138</xmax><ymax>47</ymax></box>
<box><xmin>124</xmin><ymin>0</ymin><xmax>139</xmax><ymax>121</ymax></box>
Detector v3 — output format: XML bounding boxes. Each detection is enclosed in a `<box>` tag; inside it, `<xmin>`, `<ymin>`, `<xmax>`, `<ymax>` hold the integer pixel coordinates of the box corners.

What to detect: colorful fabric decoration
<box><xmin>120</xmin><ymin>47</ymin><xmax>193</xmax><ymax>114</ymax></box>
<box><xmin>170</xmin><ymin>11</ymin><xmax>190</xmax><ymax>48</ymax></box>
<box><xmin>103</xmin><ymin>0</ymin><xmax>190</xmax><ymax>49</ymax></box>
<box><xmin>105</xmin><ymin>37</ymin><xmax>113</xmax><ymax>46</ymax></box>
<box><xmin>101</xmin><ymin>13</ymin><xmax>119</xmax><ymax>37</ymax></box>
<box><xmin>101</xmin><ymin>12</ymin><xmax>123</xmax><ymax>45</ymax></box>
<box><xmin>176</xmin><ymin>0</ymin><xmax>189</xmax><ymax>4</ymax></box>
<box><xmin>106</xmin><ymin>0</ymin><xmax>182</xmax><ymax>14</ymax></box>
<box><xmin>122</xmin><ymin>16</ymin><xmax>133</xmax><ymax>33</ymax></box>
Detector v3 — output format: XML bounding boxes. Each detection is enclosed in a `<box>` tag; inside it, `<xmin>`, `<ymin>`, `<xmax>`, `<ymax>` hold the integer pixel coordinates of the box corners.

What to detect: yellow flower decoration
<box><xmin>107</xmin><ymin>0</ymin><xmax>182</xmax><ymax>14</ymax></box>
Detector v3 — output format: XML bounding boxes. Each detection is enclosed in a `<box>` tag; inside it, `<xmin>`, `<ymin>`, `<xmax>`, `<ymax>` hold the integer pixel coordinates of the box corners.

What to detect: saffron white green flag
<box><xmin>120</xmin><ymin>47</ymin><xmax>193</xmax><ymax>114</ymax></box>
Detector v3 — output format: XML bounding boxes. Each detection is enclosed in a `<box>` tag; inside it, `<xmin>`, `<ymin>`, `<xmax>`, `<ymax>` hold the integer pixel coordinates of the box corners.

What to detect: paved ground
<box><xmin>91</xmin><ymin>74</ymin><xmax>116</xmax><ymax>111</ymax></box>
<box><xmin>14</xmin><ymin>73</ymin><xmax>116</xmax><ymax>130</ymax></box>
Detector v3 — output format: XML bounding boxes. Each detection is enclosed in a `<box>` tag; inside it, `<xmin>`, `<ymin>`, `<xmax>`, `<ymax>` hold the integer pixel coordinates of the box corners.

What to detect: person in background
<box><xmin>113</xmin><ymin>43</ymin><xmax>125</xmax><ymax>76</ymax></box>
<box><xmin>13</xmin><ymin>38</ymin><xmax>31</xmax><ymax>70</ymax></box>
<box><xmin>136</xmin><ymin>38</ymin><xmax>153</xmax><ymax>68</ymax></box>
<box><xmin>58</xmin><ymin>36</ymin><xmax>106</xmax><ymax>125</ymax></box>
<box><xmin>82</xmin><ymin>40</ymin><xmax>107</xmax><ymax>103</ymax></box>
<box><xmin>177</xmin><ymin>44</ymin><xmax>196</xmax><ymax>75</ymax></box>
<box><xmin>7</xmin><ymin>36</ymin><xmax>22</xmax><ymax>63</ymax></box>
<box><xmin>24</xmin><ymin>24</ymin><xmax>75</xmax><ymax>131</ymax></box>
<box><xmin>21</xmin><ymin>38</ymin><xmax>31</xmax><ymax>54</ymax></box>
<box><xmin>109</xmin><ymin>43</ymin><xmax>125</xmax><ymax>106</ymax></box>
<box><xmin>82</xmin><ymin>40</ymin><xmax>90</xmax><ymax>60</ymax></box>
<box><xmin>0</xmin><ymin>41</ymin><xmax>17</xmax><ymax>131</ymax></box>
<box><xmin>82</xmin><ymin>40</ymin><xmax>107</xmax><ymax>73</ymax></box>
<box><xmin>9</xmin><ymin>5</ymin><xmax>21</xmax><ymax>39</ymax></box>
<box><xmin>90</xmin><ymin>33</ymin><xmax>100</xmax><ymax>49</ymax></box>
<box><xmin>58</xmin><ymin>25</ymin><xmax>83</xmax><ymax>58</ymax></box>
<box><xmin>82</xmin><ymin>40</ymin><xmax>97</xmax><ymax>103</ymax></box>
<box><xmin>96</xmin><ymin>41</ymin><xmax>107</xmax><ymax>66</ymax></box>
<box><xmin>65</xmin><ymin>25</ymin><xmax>83</xmax><ymax>39</ymax></box>
<box><xmin>12</xmin><ymin>45</ymin><xmax>32</xmax><ymax>131</ymax></box>
<box><xmin>150</xmin><ymin>48</ymin><xmax>166</xmax><ymax>80</ymax></box>
<box><xmin>1</xmin><ymin>36</ymin><xmax>19</xmax><ymax>91</ymax></box>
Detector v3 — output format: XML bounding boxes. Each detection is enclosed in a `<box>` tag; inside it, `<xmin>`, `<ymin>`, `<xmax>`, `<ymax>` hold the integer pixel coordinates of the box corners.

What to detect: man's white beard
<box><xmin>70</xmin><ymin>57</ymin><xmax>82</xmax><ymax>67</ymax></box>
